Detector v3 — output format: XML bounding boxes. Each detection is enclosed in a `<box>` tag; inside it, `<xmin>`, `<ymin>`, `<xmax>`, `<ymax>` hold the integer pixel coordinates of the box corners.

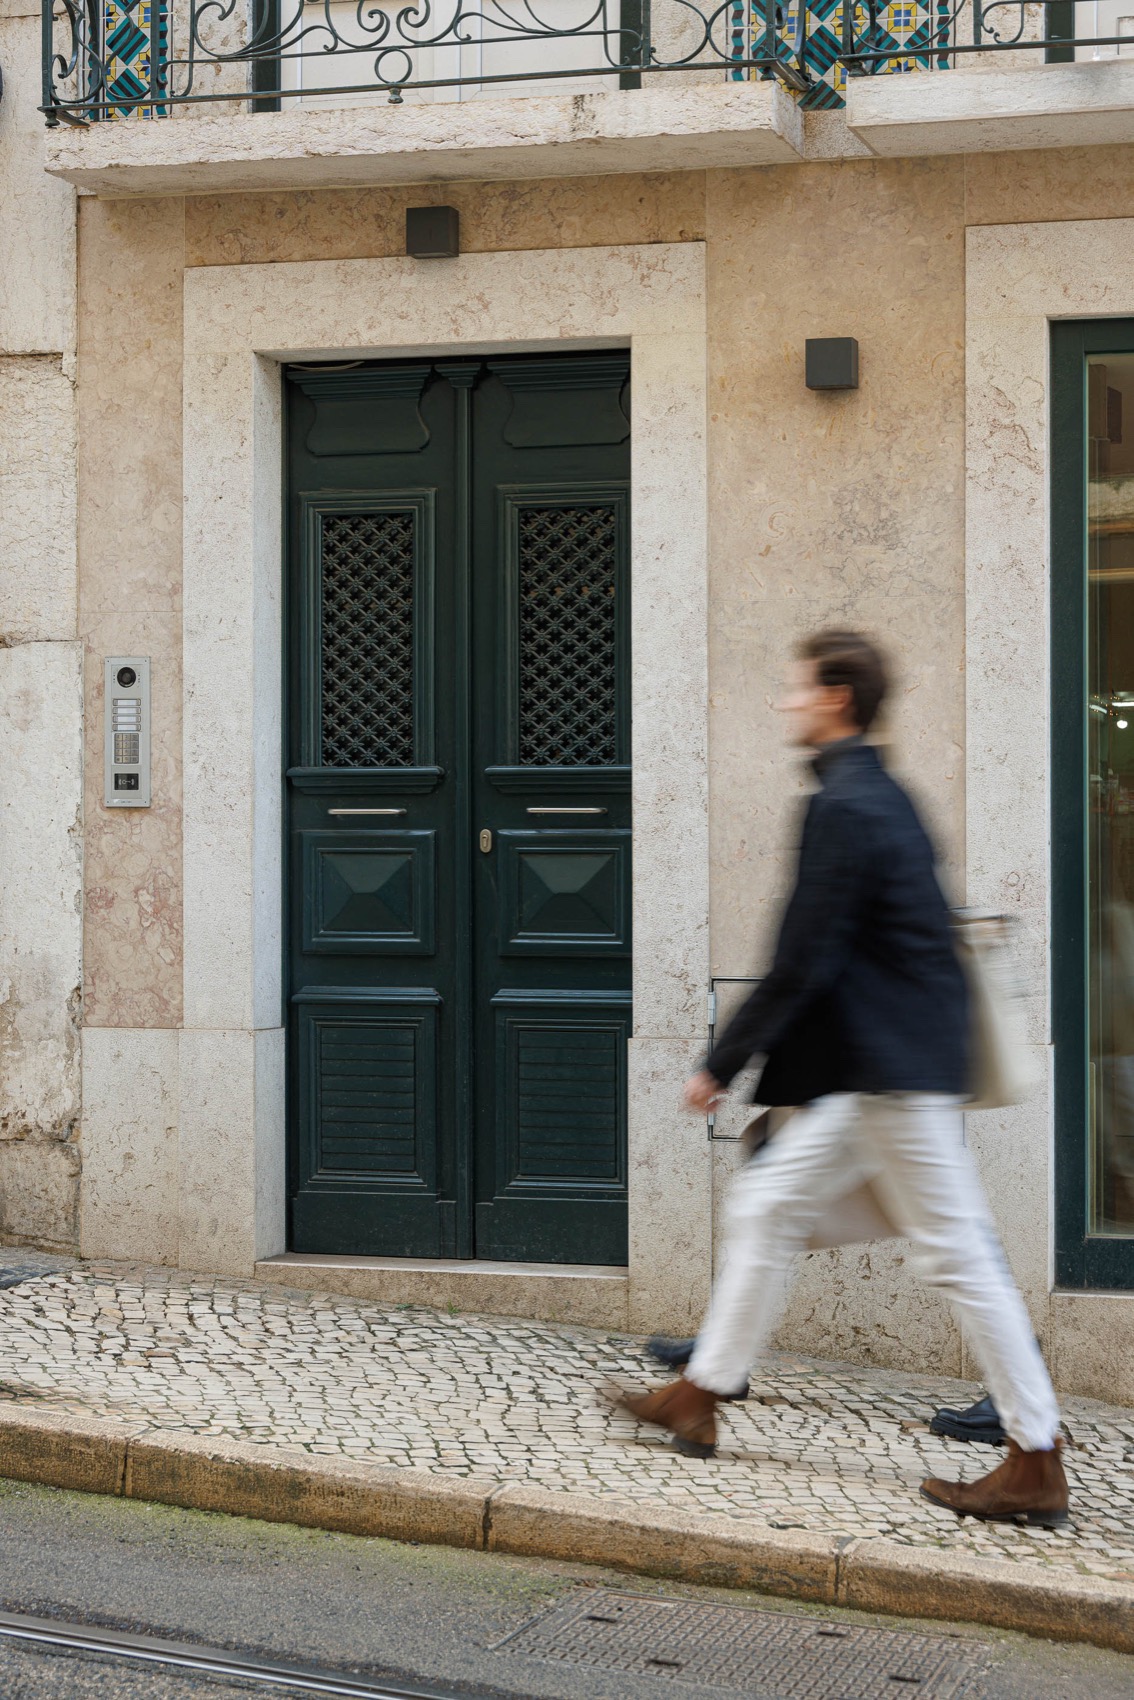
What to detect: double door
<box><xmin>285</xmin><ymin>353</ymin><xmax>631</xmax><ymax>1264</ymax></box>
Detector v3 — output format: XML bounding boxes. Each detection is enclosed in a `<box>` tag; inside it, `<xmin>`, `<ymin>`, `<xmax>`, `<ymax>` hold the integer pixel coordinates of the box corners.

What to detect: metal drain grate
<box><xmin>497</xmin><ymin>1590</ymin><xmax>990</xmax><ymax>1698</ymax></box>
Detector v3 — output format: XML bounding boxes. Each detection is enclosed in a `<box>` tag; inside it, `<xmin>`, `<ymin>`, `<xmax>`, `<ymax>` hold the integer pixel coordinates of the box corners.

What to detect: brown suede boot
<box><xmin>920</xmin><ymin>1437</ymin><xmax>1069</xmax><ymax>1527</ymax></box>
<box><xmin>611</xmin><ymin>1377</ymin><xmax>719</xmax><ymax>1458</ymax></box>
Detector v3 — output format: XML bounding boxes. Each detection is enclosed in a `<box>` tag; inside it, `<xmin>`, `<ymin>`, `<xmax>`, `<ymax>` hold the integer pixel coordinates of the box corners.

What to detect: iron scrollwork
<box><xmin>40</xmin><ymin>0</ymin><xmax>1132</xmax><ymax>123</ymax></box>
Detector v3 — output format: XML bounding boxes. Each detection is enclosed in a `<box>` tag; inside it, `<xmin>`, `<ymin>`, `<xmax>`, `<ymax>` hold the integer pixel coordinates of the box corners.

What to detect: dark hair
<box><xmin>797</xmin><ymin>629</ymin><xmax>889</xmax><ymax>732</ymax></box>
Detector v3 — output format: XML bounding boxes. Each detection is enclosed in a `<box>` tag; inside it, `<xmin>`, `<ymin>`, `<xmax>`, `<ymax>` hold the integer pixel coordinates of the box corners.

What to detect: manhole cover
<box><xmin>497</xmin><ymin>1590</ymin><xmax>990</xmax><ymax>1698</ymax></box>
<box><xmin>0</xmin><ymin>1268</ymin><xmax>48</xmax><ymax>1291</ymax></box>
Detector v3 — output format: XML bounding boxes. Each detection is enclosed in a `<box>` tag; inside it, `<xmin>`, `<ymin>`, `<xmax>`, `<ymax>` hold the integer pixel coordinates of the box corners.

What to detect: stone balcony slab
<box><xmin>44</xmin><ymin>83</ymin><xmax>804</xmax><ymax>198</ymax></box>
<box><xmin>847</xmin><ymin>59</ymin><xmax>1134</xmax><ymax>157</ymax></box>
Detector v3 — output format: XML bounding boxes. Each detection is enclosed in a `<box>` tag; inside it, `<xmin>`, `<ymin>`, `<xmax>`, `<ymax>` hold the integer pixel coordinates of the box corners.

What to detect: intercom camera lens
<box><xmin>116</xmin><ymin>666</ymin><xmax>137</xmax><ymax>689</ymax></box>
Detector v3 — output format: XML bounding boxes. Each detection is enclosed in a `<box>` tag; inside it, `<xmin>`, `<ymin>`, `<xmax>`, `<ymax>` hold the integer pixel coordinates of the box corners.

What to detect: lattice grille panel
<box><xmin>321</xmin><ymin>511</ymin><xmax>415</xmax><ymax>768</ymax></box>
<box><xmin>518</xmin><ymin>505</ymin><xmax>619</xmax><ymax>767</ymax></box>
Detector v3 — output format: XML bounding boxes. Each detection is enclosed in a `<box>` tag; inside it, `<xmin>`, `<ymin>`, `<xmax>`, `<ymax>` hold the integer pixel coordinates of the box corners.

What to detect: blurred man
<box><xmin>614</xmin><ymin>630</ymin><xmax>1067</xmax><ymax>1527</ymax></box>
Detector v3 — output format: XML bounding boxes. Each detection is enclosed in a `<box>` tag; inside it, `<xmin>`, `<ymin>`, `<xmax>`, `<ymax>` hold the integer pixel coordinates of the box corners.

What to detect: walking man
<box><xmin>616</xmin><ymin>630</ymin><xmax>1068</xmax><ymax>1526</ymax></box>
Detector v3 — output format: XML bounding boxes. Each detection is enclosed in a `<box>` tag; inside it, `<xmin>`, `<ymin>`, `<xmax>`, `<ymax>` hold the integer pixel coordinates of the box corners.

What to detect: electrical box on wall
<box><xmin>104</xmin><ymin>657</ymin><xmax>151</xmax><ymax>807</ymax></box>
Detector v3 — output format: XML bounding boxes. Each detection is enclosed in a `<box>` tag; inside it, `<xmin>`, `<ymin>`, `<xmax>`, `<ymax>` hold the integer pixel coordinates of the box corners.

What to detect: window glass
<box><xmin>1087</xmin><ymin>351</ymin><xmax>1134</xmax><ymax>1235</ymax></box>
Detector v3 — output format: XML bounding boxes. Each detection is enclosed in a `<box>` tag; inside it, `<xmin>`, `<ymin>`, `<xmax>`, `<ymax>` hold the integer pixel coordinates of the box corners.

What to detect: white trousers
<box><xmin>686</xmin><ymin>1092</ymin><xmax>1061</xmax><ymax>1452</ymax></box>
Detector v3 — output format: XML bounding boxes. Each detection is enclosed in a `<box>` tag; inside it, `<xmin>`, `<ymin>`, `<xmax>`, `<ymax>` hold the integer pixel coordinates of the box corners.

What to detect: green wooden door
<box><xmin>285</xmin><ymin>354</ymin><xmax>631</xmax><ymax>1263</ymax></box>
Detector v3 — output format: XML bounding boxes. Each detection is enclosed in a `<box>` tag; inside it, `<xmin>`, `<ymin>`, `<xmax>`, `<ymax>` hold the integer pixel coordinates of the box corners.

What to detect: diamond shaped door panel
<box><xmin>498</xmin><ymin>830</ymin><xmax>629</xmax><ymax>955</ymax></box>
<box><xmin>302</xmin><ymin>831</ymin><xmax>436</xmax><ymax>954</ymax></box>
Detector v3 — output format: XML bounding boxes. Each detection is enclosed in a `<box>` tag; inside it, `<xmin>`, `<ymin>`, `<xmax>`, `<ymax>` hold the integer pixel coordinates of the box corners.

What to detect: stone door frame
<box><xmin>179</xmin><ymin>243</ymin><xmax>712</xmax><ymax>1331</ymax></box>
<box><xmin>965</xmin><ymin>217</ymin><xmax>1134</xmax><ymax>1391</ymax></box>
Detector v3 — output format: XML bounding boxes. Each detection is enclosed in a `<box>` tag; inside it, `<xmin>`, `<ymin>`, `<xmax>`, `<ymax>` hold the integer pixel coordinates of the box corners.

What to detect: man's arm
<box><xmin>703</xmin><ymin>798</ymin><xmax>872</xmax><ymax>1088</ymax></box>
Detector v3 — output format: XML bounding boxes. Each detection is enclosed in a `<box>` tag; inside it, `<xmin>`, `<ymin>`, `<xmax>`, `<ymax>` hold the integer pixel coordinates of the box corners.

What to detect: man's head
<box><xmin>781</xmin><ymin>629</ymin><xmax>889</xmax><ymax>749</ymax></box>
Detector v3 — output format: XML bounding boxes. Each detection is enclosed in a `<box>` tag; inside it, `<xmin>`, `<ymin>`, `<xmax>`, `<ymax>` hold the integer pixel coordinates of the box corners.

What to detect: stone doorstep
<box><xmin>254</xmin><ymin>1254</ymin><xmax>630</xmax><ymax>1331</ymax></box>
<box><xmin>1</xmin><ymin>1404</ymin><xmax>1131</xmax><ymax>1656</ymax></box>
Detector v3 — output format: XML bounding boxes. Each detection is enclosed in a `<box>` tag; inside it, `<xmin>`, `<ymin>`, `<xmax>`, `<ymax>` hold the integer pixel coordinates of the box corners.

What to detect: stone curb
<box><xmin>2</xmin><ymin>1405</ymin><xmax>1132</xmax><ymax>1653</ymax></box>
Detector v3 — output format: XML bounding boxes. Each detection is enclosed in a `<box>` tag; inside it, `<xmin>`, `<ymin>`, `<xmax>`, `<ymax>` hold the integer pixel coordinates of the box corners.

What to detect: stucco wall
<box><xmin>73</xmin><ymin>143</ymin><xmax>1134</xmax><ymax>1392</ymax></box>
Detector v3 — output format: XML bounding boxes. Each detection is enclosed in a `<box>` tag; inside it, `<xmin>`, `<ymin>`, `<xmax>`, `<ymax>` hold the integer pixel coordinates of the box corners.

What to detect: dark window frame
<box><xmin>1051</xmin><ymin>316</ymin><xmax>1134</xmax><ymax>1291</ymax></box>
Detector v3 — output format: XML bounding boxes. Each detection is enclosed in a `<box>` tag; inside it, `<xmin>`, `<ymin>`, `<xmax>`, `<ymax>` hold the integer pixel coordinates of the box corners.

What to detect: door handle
<box><xmin>525</xmin><ymin>807</ymin><xmax>607</xmax><ymax>816</ymax></box>
<box><xmin>329</xmin><ymin>808</ymin><xmax>407</xmax><ymax>817</ymax></box>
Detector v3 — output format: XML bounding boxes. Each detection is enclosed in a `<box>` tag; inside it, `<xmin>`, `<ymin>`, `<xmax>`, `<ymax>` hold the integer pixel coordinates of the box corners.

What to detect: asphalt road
<box><xmin>0</xmin><ymin>1478</ymin><xmax>1129</xmax><ymax>1700</ymax></box>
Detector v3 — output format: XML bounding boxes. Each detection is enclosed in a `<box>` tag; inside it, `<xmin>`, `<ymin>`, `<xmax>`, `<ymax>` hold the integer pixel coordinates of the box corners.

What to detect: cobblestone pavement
<box><xmin>0</xmin><ymin>1258</ymin><xmax>1131</xmax><ymax>1587</ymax></box>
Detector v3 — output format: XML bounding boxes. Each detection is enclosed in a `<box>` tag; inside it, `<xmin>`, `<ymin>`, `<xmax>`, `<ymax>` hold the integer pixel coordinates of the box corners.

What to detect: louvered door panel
<box><xmin>292</xmin><ymin>994</ymin><xmax>446</xmax><ymax>1255</ymax></box>
<box><xmin>317</xmin><ymin>1024</ymin><xmax>417</xmax><ymax>1174</ymax></box>
<box><xmin>479</xmin><ymin>993</ymin><xmax>630</xmax><ymax>1263</ymax></box>
<box><xmin>516</xmin><ymin>1024</ymin><xmax>620</xmax><ymax>1179</ymax></box>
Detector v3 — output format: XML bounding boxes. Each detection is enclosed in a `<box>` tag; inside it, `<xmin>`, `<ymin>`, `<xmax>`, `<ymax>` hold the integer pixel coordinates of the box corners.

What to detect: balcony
<box><xmin>40</xmin><ymin>0</ymin><xmax>1134</xmax><ymax>195</ymax></box>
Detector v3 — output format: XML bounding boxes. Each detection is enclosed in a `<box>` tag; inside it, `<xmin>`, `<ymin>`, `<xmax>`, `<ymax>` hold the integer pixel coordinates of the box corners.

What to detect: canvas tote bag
<box><xmin>951</xmin><ymin>908</ymin><xmax>1037</xmax><ymax>1111</ymax></box>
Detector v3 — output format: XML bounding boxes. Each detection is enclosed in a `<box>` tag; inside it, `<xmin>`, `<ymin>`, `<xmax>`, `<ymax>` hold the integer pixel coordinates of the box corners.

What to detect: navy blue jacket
<box><xmin>706</xmin><ymin>740</ymin><xmax>969</xmax><ymax>1104</ymax></box>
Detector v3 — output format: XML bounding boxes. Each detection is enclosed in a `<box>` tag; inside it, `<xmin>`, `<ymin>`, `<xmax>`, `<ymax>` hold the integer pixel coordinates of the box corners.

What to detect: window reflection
<box><xmin>1088</xmin><ymin>351</ymin><xmax>1134</xmax><ymax>1235</ymax></box>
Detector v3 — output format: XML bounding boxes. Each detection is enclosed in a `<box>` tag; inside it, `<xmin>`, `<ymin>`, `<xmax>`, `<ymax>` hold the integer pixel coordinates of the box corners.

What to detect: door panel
<box><xmin>480</xmin><ymin>992</ymin><xmax>631</xmax><ymax>1264</ymax></box>
<box><xmin>286</xmin><ymin>353</ymin><xmax>630</xmax><ymax>1264</ymax></box>
<box><xmin>472</xmin><ymin>364</ymin><xmax>631</xmax><ymax>1264</ymax></box>
<box><xmin>291</xmin><ymin>990</ymin><xmax>447</xmax><ymax>1255</ymax></box>
<box><xmin>497</xmin><ymin>830</ymin><xmax>631</xmax><ymax>955</ymax></box>
<box><xmin>301</xmin><ymin>830</ymin><xmax>436</xmax><ymax>955</ymax></box>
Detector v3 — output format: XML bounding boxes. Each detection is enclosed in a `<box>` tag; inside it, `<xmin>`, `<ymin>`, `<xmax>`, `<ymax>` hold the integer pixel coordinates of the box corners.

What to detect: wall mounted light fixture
<box><xmin>805</xmin><ymin>338</ymin><xmax>859</xmax><ymax>391</ymax></box>
<box><xmin>406</xmin><ymin>206</ymin><xmax>460</xmax><ymax>259</ymax></box>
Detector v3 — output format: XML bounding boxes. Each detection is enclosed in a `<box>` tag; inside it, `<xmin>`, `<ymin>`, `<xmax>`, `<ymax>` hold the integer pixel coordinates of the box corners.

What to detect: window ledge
<box><xmin>44</xmin><ymin>83</ymin><xmax>804</xmax><ymax>199</ymax></box>
<box><xmin>847</xmin><ymin>59</ymin><xmax>1134</xmax><ymax>157</ymax></box>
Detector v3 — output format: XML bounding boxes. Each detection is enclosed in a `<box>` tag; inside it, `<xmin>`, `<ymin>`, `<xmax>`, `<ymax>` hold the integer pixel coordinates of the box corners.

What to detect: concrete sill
<box><xmin>255</xmin><ymin>1251</ymin><xmax>630</xmax><ymax>1329</ymax></box>
<box><xmin>847</xmin><ymin>59</ymin><xmax>1134</xmax><ymax>157</ymax></box>
<box><xmin>44</xmin><ymin>83</ymin><xmax>804</xmax><ymax>198</ymax></box>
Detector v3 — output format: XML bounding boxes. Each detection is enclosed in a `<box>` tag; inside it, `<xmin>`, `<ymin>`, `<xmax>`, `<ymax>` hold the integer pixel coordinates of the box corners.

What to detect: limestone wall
<box><xmin>0</xmin><ymin>0</ymin><xmax>81</xmax><ymax>1248</ymax></box>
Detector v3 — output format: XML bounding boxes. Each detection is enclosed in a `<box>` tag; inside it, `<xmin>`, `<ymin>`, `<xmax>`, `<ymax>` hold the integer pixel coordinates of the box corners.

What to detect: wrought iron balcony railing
<box><xmin>41</xmin><ymin>0</ymin><xmax>1134</xmax><ymax>125</ymax></box>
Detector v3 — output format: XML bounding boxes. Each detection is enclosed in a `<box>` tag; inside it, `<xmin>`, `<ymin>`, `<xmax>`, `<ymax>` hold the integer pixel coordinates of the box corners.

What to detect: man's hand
<box><xmin>684</xmin><ymin>1070</ymin><xmax>726</xmax><ymax>1115</ymax></box>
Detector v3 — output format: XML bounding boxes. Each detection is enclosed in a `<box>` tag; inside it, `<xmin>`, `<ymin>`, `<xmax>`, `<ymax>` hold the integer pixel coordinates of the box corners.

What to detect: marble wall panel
<box><xmin>82</xmin><ymin>614</ymin><xmax>183</xmax><ymax>1029</ymax></box>
<box><xmin>0</xmin><ymin>357</ymin><xmax>77</xmax><ymax>645</ymax></box>
<box><xmin>703</xmin><ymin>158</ymin><xmax>967</xmax><ymax>970</ymax></box>
<box><xmin>0</xmin><ymin>640</ymin><xmax>83</xmax><ymax>1250</ymax></box>
<box><xmin>963</xmin><ymin>1053</ymin><xmax>1053</xmax><ymax>1323</ymax></box>
<box><xmin>81</xmin><ymin>1027</ymin><xmax>179</xmax><ymax>1264</ymax></box>
<box><xmin>0</xmin><ymin>1139</ymin><xmax>81</xmax><ymax>1251</ymax></box>
<box><xmin>183</xmin><ymin>173</ymin><xmax>707</xmax><ymax>268</ymax></box>
<box><xmin>77</xmin><ymin>198</ymin><xmax>184</xmax><ymax>618</ymax></box>
<box><xmin>78</xmin><ymin>197</ymin><xmax>185</xmax><ymax>1027</ymax></box>
<box><xmin>775</xmin><ymin>1244</ymin><xmax>962</xmax><ymax>1377</ymax></box>
<box><xmin>627</xmin><ymin>1036</ymin><xmax>713</xmax><ymax>1335</ymax></box>
<box><xmin>1049</xmin><ymin>1294</ymin><xmax>1134</xmax><ymax>1406</ymax></box>
<box><xmin>179</xmin><ymin>1026</ymin><xmax>285</xmax><ymax>1275</ymax></box>
<box><xmin>0</xmin><ymin>641</ymin><xmax>83</xmax><ymax>1141</ymax></box>
<box><xmin>0</xmin><ymin>14</ymin><xmax>75</xmax><ymax>356</ymax></box>
<box><xmin>965</xmin><ymin>143</ymin><xmax>1134</xmax><ymax>228</ymax></box>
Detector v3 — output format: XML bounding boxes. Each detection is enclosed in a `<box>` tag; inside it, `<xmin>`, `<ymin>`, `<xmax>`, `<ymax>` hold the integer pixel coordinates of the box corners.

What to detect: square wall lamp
<box><xmin>805</xmin><ymin>338</ymin><xmax>859</xmax><ymax>391</ymax></box>
<box><xmin>406</xmin><ymin>206</ymin><xmax>460</xmax><ymax>259</ymax></box>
